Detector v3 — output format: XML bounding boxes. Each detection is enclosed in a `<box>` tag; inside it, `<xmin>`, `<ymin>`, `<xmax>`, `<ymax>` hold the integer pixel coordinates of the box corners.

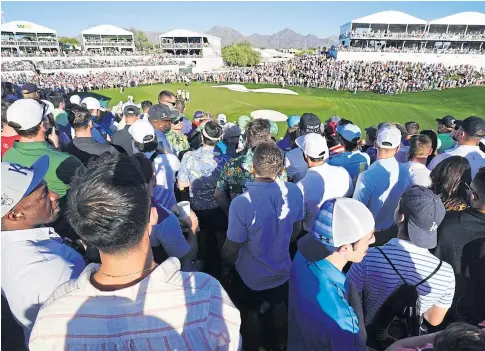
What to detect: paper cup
<box><xmin>177</xmin><ymin>201</ymin><xmax>191</xmax><ymax>220</ymax></box>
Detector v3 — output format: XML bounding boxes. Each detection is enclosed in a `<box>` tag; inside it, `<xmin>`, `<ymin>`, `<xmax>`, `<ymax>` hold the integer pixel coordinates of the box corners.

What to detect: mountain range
<box><xmin>143</xmin><ymin>27</ymin><xmax>338</xmax><ymax>49</ymax></box>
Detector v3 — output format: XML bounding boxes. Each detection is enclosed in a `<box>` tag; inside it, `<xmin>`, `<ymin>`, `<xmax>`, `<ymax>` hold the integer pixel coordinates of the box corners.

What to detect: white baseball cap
<box><xmin>70</xmin><ymin>95</ymin><xmax>81</xmax><ymax>105</ymax></box>
<box><xmin>81</xmin><ymin>97</ymin><xmax>101</xmax><ymax>110</ymax></box>
<box><xmin>336</xmin><ymin>124</ymin><xmax>361</xmax><ymax>142</ymax></box>
<box><xmin>41</xmin><ymin>100</ymin><xmax>54</xmax><ymax>116</ymax></box>
<box><xmin>128</xmin><ymin>120</ymin><xmax>155</xmax><ymax>144</ymax></box>
<box><xmin>2</xmin><ymin>155</ymin><xmax>49</xmax><ymax>217</ymax></box>
<box><xmin>377</xmin><ymin>126</ymin><xmax>401</xmax><ymax>149</ymax></box>
<box><xmin>217</xmin><ymin>114</ymin><xmax>227</xmax><ymax>126</ymax></box>
<box><xmin>298</xmin><ymin>197</ymin><xmax>375</xmax><ymax>260</ymax></box>
<box><xmin>7</xmin><ymin>99</ymin><xmax>45</xmax><ymax>131</ymax></box>
<box><xmin>296</xmin><ymin>133</ymin><xmax>329</xmax><ymax>160</ymax></box>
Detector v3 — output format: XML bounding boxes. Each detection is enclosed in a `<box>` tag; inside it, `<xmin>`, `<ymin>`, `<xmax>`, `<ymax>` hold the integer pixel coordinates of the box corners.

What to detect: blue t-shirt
<box><xmin>227</xmin><ymin>180</ymin><xmax>304</xmax><ymax>291</ymax></box>
<box><xmin>288</xmin><ymin>253</ymin><xmax>366</xmax><ymax>351</ymax></box>
<box><xmin>327</xmin><ymin>151</ymin><xmax>370</xmax><ymax>184</ymax></box>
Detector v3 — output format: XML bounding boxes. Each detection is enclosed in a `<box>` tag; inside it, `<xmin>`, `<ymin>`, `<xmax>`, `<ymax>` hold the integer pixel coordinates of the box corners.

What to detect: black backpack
<box><xmin>366</xmin><ymin>247</ymin><xmax>442</xmax><ymax>350</ymax></box>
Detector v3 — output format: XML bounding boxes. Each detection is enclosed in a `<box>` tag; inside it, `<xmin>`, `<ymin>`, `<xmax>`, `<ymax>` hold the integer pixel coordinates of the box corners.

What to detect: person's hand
<box><xmin>48</xmin><ymin>127</ymin><xmax>60</xmax><ymax>149</ymax></box>
<box><xmin>172</xmin><ymin>205</ymin><xmax>199</xmax><ymax>234</ymax></box>
<box><xmin>106</xmin><ymin>134</ymin><xmax>111</xmax><ymax>142</ymax></box>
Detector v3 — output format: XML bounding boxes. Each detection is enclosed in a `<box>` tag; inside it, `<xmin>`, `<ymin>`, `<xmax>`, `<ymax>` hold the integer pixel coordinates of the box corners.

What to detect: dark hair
<box><xmin>341</xmin><ymin>137</ymin><xmax>359</xmax><ymax>152</ymax></box>
<box><xmin>409</xmin><ymin>134</ymin><xmax>432</xmax><ymax>159</ymax></box>
<box><xmin>9</xmin><ymin>121</ymin><xmax>42</xmax><ymax>138</ymax></box>
<box><xmin>430</xmin><ymin>156</ymin><xmax>472</xmax><ymax>211</ymax></box>
<box><xmin>405</xmin><ymin>121</ymin><xmax>420</xmax><ymax>135</ymax></box>
<box><xmin>141</xmin><ymin>100</ymin><xmax>153</xmax><ymax>111</ymax></box>
<box><xmin>246</xmin><ymin>119</ymin><xmax>271</xmax><ymax>148</ymax></box>
<box><xmin>253</xmin><ymin>142</ymin><xmax>284</xmax><ymax>178</ymax></box>
<box><xmin>1</xmin><ymin>100</ymin><xmax>10</xmax><ymax>124</ymax></box>
<box><xmin>68</xmin><ymin>105</ymin><xmax>91</xmax><ymax>129</ymax></box>
<box><xmin>420</xmin><ymin>129</ymin><xmax>438</xmax><ymax>165</ymax></box>
<box><xmin>134</xmin><ymin>135</ymin><xmax>158</xmax><ymax>153</ymax></box>
<box><xmin>132</xmin><ymin>153</ymin><xmax>156</xmax><ymax>196</ymax></box>
<box><xmin>201</xmin><ymin>121</ymin><xmax>223</xmax><ymax>147</ymax></box>
<box><xmin>158</xmin><ymin>90</ymin><xmax>175</xmax><ymax>103</ymax></box>
<box><xmin>48</xmin><ymin>94</ymin><xmax>64</xmax><ymax>109</ymax></box>
<box><xmin>66</xmin><ymin>153</ymin><xmax>151</xmax><ymax>254</ymax></box>
<box><xmin>338</xmin><ymin>119</ymin><xmax>353</xmax><ymax>126</ymax></box>
<box><xmin>307</xmin><ymin>155</ymin><xmax>326</xmax><ymax>163</ymax></box>
<box><xmin>433</xmin><ymin>323</ymin><xmax>485</xmax><ymax>351</ymax></box>
<box><xmin>471</xmin><ymin>167</ymin><xmax>485</xmax><ymax>202</ymax></box>
<box><xmin>175</xmin><ymin>99</ymin><xmax>185</xmax><ymax>112</ymax></box>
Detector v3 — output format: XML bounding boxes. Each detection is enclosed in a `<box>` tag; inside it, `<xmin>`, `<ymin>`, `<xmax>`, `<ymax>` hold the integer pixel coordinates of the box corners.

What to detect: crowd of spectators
<box><xmin>2</xmin><ymin>83</ymin><xmax>485</xmax><ymax>351</ymax></box>
<box><xmin>349</xmin><ymin>29</ymin><xmax>485</xmax><ymax>41</ymax></box>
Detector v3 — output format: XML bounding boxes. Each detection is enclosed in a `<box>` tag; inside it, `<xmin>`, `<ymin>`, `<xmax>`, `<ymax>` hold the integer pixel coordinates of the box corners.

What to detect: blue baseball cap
<box><xmin>194</xmin><ymin>111</ymin><xmax>204</xmax><ymax>119</ymax></box>
<box><xmin>336</xmin><ymin>124</ymin><xmax>362</xmax><ymax>142</ymax></box>
<box><xmin>298</xmin><ymin>198</ymin><xmax>375</xmax><ymax>260</ymax></box>
<box><xmin>287</xmin><ymin>115</ymin><xmax>300</xmax><ymax>128</ymax></box>
<box><xmin>399</xmin><ymin>186</ymin><xmax>446</xmax><ymax>249</ymax></box>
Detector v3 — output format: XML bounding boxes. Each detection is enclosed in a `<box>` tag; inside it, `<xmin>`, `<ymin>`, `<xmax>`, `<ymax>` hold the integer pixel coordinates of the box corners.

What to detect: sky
<box><xmin>2</xmin><ymin>1</ymin><xmax>485</xmax><ymax>38</ymax></box>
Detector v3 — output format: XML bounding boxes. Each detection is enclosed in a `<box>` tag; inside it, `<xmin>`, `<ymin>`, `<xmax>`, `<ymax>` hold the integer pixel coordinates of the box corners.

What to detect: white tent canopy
<box><xmin>1</xmin><ymin>21</ymin><xmax>56</xmax><ymax>34</ymax></box>
<box><xmin>353</xmin><ymin>11</ymin><xmax>427</xmax><ymax>25</ymax></box>
<box><xmin>81</xmin><ymin>25</ymin><xmax>133</xmax><ymax>36</ymax></box>
<box><xmin>160</xmin><ymin>29</ymin><xmax>207</xmax><ymax>38</ymax></box>
<box><xmin>429</xmin><ymin>12</ymin><xmax>485</xmax><ymax>26</ymax></box>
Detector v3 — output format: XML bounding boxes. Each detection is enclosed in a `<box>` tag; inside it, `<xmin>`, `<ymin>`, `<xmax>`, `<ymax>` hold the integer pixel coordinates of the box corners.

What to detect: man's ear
<box><xmin>7</xmin><ymin>209</ymin><xmax>26</xmax><ymax>222</ymax></box>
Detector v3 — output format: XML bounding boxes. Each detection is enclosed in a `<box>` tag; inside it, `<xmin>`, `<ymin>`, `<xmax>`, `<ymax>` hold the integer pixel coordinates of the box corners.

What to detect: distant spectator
<box><xmin>277</xmin><ymin>115</ymin><xmax>300</xmax><ymax>151</ymax></box>
<box><xmin>111</xmin><ymin>103</ymin><xmax>140</xmax><ymax>155</ymax></box>
<box><xmin>436</xmin><ymin>115</ymin><xmax>457</xmax><ymax>154</ymax></box>
<box><xmin>421</xmin><ymin>129</ymin><xmax>440</xmax><ymax>165</ymax></box>
<box><xmin>405</xmin><ymin>134</ymin><xmax>433</xmax><ymax>187</ymax></box>
<box><xmin>362</xmin><ymin>125</ymin><xmax>378</xmax><ymax>163</ymax></box>
<box><xmin>140</xmin><ymin>99</ymin><xmax>152</xmax><ymax>119</ymax></box>
<box><xmin>428</xmin><ymin>116</ymin><xmax>485</xmax><ymax>178</ymax></box>
<box><xmin>430</xmin><ymin>156</ymin><xmax>472</xmax><ymax>211</ymax></box>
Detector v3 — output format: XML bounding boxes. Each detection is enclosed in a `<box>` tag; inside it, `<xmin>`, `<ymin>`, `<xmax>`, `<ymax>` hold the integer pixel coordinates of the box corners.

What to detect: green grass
<box><xmin>91</xmin><ymin>82</ymin><xmax>485</xmax><ymax>137</ymax></box>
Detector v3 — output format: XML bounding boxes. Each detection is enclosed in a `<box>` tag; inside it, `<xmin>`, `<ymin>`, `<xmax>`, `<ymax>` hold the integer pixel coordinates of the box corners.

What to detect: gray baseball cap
<box><xmin>399</xmin><ymin>186</ymin><xmax>446</xmax><ymax>249</ymax></box>
<box><xmin>147</xmin><ymin>104</ymin><xmax>178</xmax><ymax>121</ymax></box>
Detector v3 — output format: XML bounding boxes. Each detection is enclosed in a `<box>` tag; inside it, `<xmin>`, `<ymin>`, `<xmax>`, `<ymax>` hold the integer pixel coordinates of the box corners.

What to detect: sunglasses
<box><xmin>172</xmin><ymin>119</ymin><xmax>182</xmax><ymax>125</ymax></box>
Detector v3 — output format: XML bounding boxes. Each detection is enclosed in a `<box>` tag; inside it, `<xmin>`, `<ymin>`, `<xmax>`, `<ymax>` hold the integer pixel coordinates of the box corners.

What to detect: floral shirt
<box><xmin>178</xmin><ymin>146</ymin><xmax>230</xmax><ymax>210</ymax></box>
<box><xmin>217</xmin><ymin>148</ymin><xmax>288</xmax><ymax>200</ymax></box>
<box><xmin>166</xmin><ymin>130</ymin><xmax>189</xmax><ymax>157</ymax></box>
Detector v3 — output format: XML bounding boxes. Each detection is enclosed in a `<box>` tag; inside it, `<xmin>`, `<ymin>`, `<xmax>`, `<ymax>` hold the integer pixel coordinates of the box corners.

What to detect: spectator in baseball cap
<box><xmin>325</xmin><ymin>115</ymin><xmax>341</xmax><ymax>124</ymax></box>
<box><xmin>64</xmin><ymin>105</ymin><xmax>119</xmax><ymax>166</ymax></box>
<box><xmin>285</xmin><ymin>112</ymin><xmax>322</xmax><ymax>182</ymax></box>
<box><xmin>428</xmin><ymin>116</ymin><xmax>485</xmax><ymax>179</ymax></box>
<box><xmin>69</xmin><ymin>95</ymin><xmax>81</xmax><ymax>106</ymax></box>
<box><xmin>148</xmin><ymin>104</ymin><xmax>178</xmax><ymax>154</ymax></box>
<box><xmin>362</xmin><ymin>125</ymin><xmax>378</xmax><ymax>163</ymax></box>
<box><xmin>215</xmin><ymin>122</ymin><xmax>240</xmax><ymax>158</ymax></box>
<box><xmin>348</xmin><ymin>186</ymin><xmax>453</xmax><ymax>343</ymax></box>
<box><xmin>328</xmin><ymin>124</ymin><xmax>370</xmax><ymax>184</ymax></box>
<box><xmin>166</xmin><ymin>109</ymin><xmax>190</xmax><ymax>158</ymax></box>
<box><xmin>80</xmin><ymin>97</ymin><xmax>109</xmax><ymax>144</ymax></box>
<box><xmin>289</xmin><ymin>198</ymin><xmax>375</xmax><ymax>351</ymax></box>
<box><xmin>278</xmin><ymin>115</ymin><xmax>300</xmax><ymax>152</ymax></box>
<box><xmin>21</xmin><ymin>83</ymin><xmax>40</xmax><ymax>100</ymax></box>
<box><xmin>436</xmin><ymin>115</ymin><xmax>457</xmax><ymax>153</ymax></box>
<box><xmin>296</xmin><ymin>133</ymin><xmax>353</xmax><ymax>235</ymax></box>
<box><xmin>1</xmin><ymin>156</ymin><xmax>85</xmax><ymax>344</ymax></box>
<box><xmin>353</xmin><ymin>126</ymin><xmax>412</xmax><ymax>245</ymax></box>
<box><xmin>3</xmin><ymin>99</ymin><xmax>83</xmax><ymax>200</ymax></box>
<box><xmin>111</xmin><ymin>103</ymin><xmax>140</xmax><ymax>156</ymax></box>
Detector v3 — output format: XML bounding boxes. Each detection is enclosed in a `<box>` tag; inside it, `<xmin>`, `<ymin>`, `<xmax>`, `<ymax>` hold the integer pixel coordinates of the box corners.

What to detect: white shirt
<box><xmin>348</xmin><ymin>238</ymin><xmax>455</xmax><ymax>325</ymax></box>
<box><xmin>284</xmin><ymin>147</ymin><xmax>308</xmax><ymax>182</ymax></box>
<box><xmin>297</xmin><ymin>163</ymin><xmax>353</xmax><ymax>232</ymax></box>
<box><xmin>353</xmin><ymin>157</ymin><xmax>412</xmax><ymax>231</ymax></box>
<box><xmin>29</xmin><ymin>258</ymin><xmax>242</xmax><ymax>351</ymax></box>
<box><xmin>428</xmin><ymin>144</ymin><xmax>485</xmax><ymax>178</ymax></box>
<box><xmin>405</xmin><ymin>161</ymin><xmax>432</xmax><ymax>187</ymax></box>
<box><xmin>1</xmin><ymin>228</ymin><xmax>85</xmax><ymax>343</ymax></box>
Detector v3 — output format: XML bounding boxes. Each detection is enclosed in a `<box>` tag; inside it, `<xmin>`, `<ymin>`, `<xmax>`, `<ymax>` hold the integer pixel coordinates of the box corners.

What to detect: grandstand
<box><xmin>339</xmin><ymin>11</ymin><xmax>485</xmax><ymax>53</ymax></box>
<box><xmin>253</xmin><ymin>48</ymin><xmax>294</xmax><ymax>64</ymax></box>
<box><xmin>81</xmin><ymin>25</ymin><xmax>135</xmax><ymax>54</ymax></box>
<box><xmin>0</xmin><ymin>21</ymin><xmax>59</xmax><ymax>54</ymax></box>
<box><xmin>158</xmin><ymin>29</ymin><xmax>223</xmax><ymax>71</ymax></box>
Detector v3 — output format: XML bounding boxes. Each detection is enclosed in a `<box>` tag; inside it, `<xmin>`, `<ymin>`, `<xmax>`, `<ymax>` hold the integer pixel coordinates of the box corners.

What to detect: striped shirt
<box><xmin>348</xmin><ymin>238</ymin><xmax>455</xmax><ymax>326</ymax></box>
<box><xmin>29</xmin><ymin>258</ymin><xmax>242</xmax><ymax>351</ymax></box>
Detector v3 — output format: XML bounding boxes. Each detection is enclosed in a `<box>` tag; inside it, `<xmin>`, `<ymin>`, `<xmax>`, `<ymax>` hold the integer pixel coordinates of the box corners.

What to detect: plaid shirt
<box><xmin>217</xmin><ymin>149</ymin><xmax>288</xmax><ymax>200</ymax></box>
<box><xmin>29</xmin><ymin>258</ymin><xmax>242</xmax><ymax>351</ymax></box>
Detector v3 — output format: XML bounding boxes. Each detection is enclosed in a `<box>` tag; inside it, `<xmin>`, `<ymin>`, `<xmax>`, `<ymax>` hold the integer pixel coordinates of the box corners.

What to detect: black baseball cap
<box><xmin>436</xmin><ymin>115</ymin><xmax>456</xmax><ymax>129</ymax></box>
<box><xmin>300</xmin><ymin>113</ymin><xmax>321</xmax><ymax>134</ymax></box>
<box><xmin>365</xmin><ymin>126</ymin><xmax>378</xmax><ymax>139</ymax></box>
<box><xmin>123</xmin><ymin>104</ymin><xmax>140</xmax><ymax>116</ymax></box>
<box><xmin>147</xmin><ymin>104</ymin><xmax>178</xmax><ymax>121</ymax></box>
<box><xmin>21</xmin><ymin>83</ymin><xmax>39</xmax><ymax>94</ymax></box>
<box><xmin>454</xmin><ymin>116</ymin><xmax>485</xmax><ymax>137</ymax></box>
<box><xmin>399</xmin><ymin>186</ymin><xmax>446</xmax><ymax>249</ymax></box>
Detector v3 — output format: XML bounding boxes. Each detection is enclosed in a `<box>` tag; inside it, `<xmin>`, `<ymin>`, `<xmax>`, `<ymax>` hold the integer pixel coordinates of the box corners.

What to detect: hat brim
<box><xmin>297</xmin><ymin>232</ymin><xmax>336</xmax><ymax>261</ymax></box>
<box><xmin>295</xmin><ymin>135</ymin><xmax>305</xmax><ymax>149</ymax></box>
<box><xmin>23</xmin><ymin>155</ymin><xmax>50</xmax><ymax>198</ymax></box>
<box><xmin>407</xmin><ymin>217</ymin><xmax>437</xmax><ymax>249</ymax></box>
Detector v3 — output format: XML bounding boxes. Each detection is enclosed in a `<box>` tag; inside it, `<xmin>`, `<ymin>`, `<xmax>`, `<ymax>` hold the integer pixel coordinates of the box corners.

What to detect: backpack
<box><xmin>366</xmin><ymin>247</ymin><xmax>442</xmax><ymax>350</ymax></box>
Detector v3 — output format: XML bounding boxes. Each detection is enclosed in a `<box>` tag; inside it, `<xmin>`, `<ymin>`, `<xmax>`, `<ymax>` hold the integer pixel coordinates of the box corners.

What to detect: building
<box><xmin>339</xmin><ymin>11</ymin><xmax>485</xmax><ymax>53</ymax></box>
<box><xmin>81</xmin><ymin>25</ymin><xmax>135</xmax><ymax>53</ymax></box>
<box><xmin>1</xmin><ymin>21</ymin><xmax>58</xmax><ymax>54</ymax></box>
<box><xmin>158</xmin><ymin>29</ymin><xmax>223</xmax><ymax>71</ymax></box>
<box><xmin>253</xmin><ymin>48</ymin><xmax>294</xmax><ymax>64</ymax></box>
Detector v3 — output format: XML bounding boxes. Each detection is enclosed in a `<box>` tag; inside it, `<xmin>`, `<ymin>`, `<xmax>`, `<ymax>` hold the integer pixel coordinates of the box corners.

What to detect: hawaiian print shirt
<box><xmin>166</xmin><ymin>130</ymin><xmax>190</xmax><ymax>157</ymax></box>
<box><xmin>216</xmin><ymin>148</ymin><xmax>288</xmax><ymax>200</ymax></box>
<box><xmin>178</xmin><ymin>146</ymin><xmax>230</xmax><ymax>210</ymax></box>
